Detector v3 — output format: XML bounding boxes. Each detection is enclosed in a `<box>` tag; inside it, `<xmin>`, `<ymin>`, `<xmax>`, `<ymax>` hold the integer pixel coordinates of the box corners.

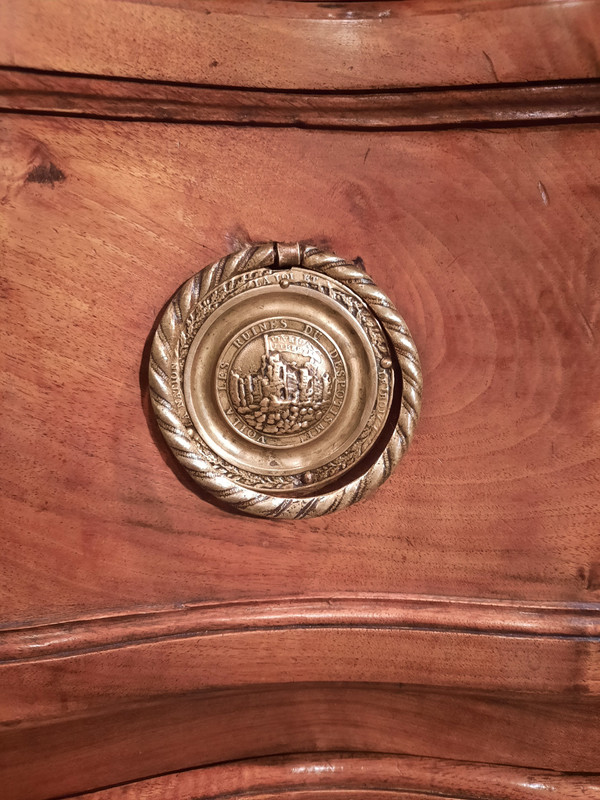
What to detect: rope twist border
<box><xmin>149</xmin><ymin>242</ymin><xmax>422</xmax><ymax>519</ymax></box>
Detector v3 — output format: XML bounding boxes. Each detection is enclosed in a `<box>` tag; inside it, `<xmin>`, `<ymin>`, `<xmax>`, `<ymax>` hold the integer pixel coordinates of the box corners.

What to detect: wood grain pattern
<box><xmin>3</xmin><ymin>2</ymin><xmax>600</xmax><ymax>796</ymax></box>
<box><xmin>3</xmin><ymin>595</ymin><xmax>600</xmax><ymax>662</ymax></box>
<box><xmin>54</xmin><ymin>753</ymin><xmax>600</xmax><ymax>800</ymax></box>
<box><xmin>3</xmin><ymin>92</ymin><xmax>600</xmax><ymax>797</ymax></box>
<box><xmin>2</xmin><ymin>614</ymin><xmax>600</xmax><ymax>728</ymax></box>
<box><xmin>1</xmin><ymin>596</ymin><xmax>600</xmax><ymax>726</ymax></box>
<box><xmin>2</xmin><ymin>69</ymin><xmax>600</xmax><ymax>128</ymax></box>
<box><xmin>3</xmin><ymin>685</ymin><xmax>600</xmax><ymax>800</ymax></box>
<box><xmin>2</xmin><ymin>116</ymin><xmax>600</xmax><ymax>624</ymax></box>
<box><xmin>1</xmin><ymin>0</ymin><xmax>600</xmax><ymax>90</ymax></box>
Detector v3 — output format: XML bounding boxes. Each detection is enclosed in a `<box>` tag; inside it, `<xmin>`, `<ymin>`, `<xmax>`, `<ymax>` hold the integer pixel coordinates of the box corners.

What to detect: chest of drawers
<box><xmin>1</xmin><ymin>2</ymin><xmax>600</xmax><ymax>798</ymax></box>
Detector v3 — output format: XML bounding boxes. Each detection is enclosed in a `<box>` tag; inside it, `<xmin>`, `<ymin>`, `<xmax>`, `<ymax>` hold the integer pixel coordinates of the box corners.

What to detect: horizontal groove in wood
<box><xmin>2</xmin><ymin>594</ymin><xmax>600</xmax><ymax>662</ymax></box>
<box><xmin>62</xmin><ymin>752</ymin><xmax>600</xmax><ymax>800</ymax></box>
<box><xmin>1</xmin><ymin>70</ymin><xmax>599</xmax><ymax>128</ymax></box>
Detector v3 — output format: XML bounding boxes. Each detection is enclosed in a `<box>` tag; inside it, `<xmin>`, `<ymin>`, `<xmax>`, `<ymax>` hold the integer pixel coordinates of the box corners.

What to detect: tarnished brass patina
<box><xmin>149</xmin><ymin>242</ymin><xmax>422</xmax><ymax>518</ymax></box>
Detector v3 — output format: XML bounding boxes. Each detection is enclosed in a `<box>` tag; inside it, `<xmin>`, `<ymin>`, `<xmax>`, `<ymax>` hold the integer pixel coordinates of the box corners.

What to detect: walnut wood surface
<box><xmin>3</xmin><ymin>685</ymin><xmax>600</xmax><ymax>800</ymax></box>
<box><xmin>1</xmin><ymin>0</ymin><xmax>600</xmax><ymax>90</ymax></box>
<box><xmin>1</xmin><ymin>596</ymin><xmax>600</xmax><ymax>729</ymax></box>
<box><xmin>3</xmin><ymin>595</ymin><xmax>600</xmax><ymax>662</ymax></box>
<box><xmin>57</xmin><ymin>754</ymin><xmax>600</xmax><ymax>800</ymax></box>
<box><xmin>3</xmin><ymin>4</ymin><xmax>600</xmax><ymax>788</ymax></box>
<box><xmin>2</xmin><ymin>114</ymin><xmax>600</xmax><ymax>795</ymax></box>
<box><xmin>3</xmin><ymin>617</ymin><xmax>600</xmax><ymax>729</ymax></box>
<box><xmin>2</xmin><ymin>69</ymin><xmax>600</xmax><ymax>128</ymax></box>
<box><xmin>2</xmin><ymin>116</ymin><xmax>600</xmax><ymax>623</ymax></box>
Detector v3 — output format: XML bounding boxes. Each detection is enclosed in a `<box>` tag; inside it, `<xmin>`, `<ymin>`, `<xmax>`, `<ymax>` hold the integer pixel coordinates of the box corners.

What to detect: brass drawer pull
<box><xmin>149</xmin><ymin>242</ymin><xmax>422</xmax><ymax>518</ymax></box>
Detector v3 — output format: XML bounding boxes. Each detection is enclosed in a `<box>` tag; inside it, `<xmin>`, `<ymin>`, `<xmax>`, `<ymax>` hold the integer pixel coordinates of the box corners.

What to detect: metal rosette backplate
<box><xmin>149</xmin><ymin>242</ymin><xmax>422</xmax><ymax>519</ymax></box>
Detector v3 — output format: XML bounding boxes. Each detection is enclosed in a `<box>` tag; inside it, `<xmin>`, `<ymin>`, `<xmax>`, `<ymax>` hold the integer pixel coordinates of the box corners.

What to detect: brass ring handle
<box><xmin>149</xmin><ymin>242</ymin><xmax>422</xmax><ymax>518</ymax></box>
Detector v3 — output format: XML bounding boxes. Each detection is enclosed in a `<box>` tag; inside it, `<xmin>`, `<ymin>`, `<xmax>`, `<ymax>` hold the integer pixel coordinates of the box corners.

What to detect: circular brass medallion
<box><xmin>221</xmin><ymin>317</ymin><xmax>345</xmax><ymax>446</ymax></box>
<box><xmin>149</xmin><ymin>242</ymin><xmax>422</xmax><ymax>518</ymax></box>
<box><xmin>182</xmin><ymin>268</ymin><xmax>392</xmax><ymax>493</ymax></box>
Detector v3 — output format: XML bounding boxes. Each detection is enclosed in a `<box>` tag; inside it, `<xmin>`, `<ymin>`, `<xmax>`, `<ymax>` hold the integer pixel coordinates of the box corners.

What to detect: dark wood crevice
<box><xmin>1</xmin><ymin>68</ymin><xmax>599</xmax><ymax>130</ymax></box>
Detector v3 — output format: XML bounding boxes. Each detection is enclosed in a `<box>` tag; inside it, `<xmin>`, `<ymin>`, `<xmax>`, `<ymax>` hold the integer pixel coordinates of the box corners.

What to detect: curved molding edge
<box><xmin>66</xmin><ymin>753</ymin><xmax>600</xmax><ymax>800</ymax></box>
<box><xmin>2</xmin><ymin>594</ymin><xmax>599</xmax><ymax>662</ymax></box>
<box><xmin>1</xmin><ymin>594</ymin><xmax>599</xmax><ymax>726</ymax></box>
<box><xmin>2</xmin><ymin>70</ymin><xmax>600</xmax><ymax>129</ymax></box>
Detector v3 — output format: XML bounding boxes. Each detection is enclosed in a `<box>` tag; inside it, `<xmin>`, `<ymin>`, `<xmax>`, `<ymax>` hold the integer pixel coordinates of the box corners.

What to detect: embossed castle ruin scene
<box><xmin>229</xmin><ymin>334</ymin><xmax>334</xmax><ymax>435</ymax></box>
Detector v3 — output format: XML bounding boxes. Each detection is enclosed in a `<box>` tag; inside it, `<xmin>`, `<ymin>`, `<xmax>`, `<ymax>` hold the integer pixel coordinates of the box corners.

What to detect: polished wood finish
<box><xmin>3</xmin><ymin>686</ymin><xmax>600</xmax><ymax>799</ymax></box>
<box><xmin>2</xmin><ymin>69</ymin><xmax>600</xmax><ymax>128</ymax></box>
<box><xmin>60</xmin><ymin>754</ymin><xmax>600</xmax><ymax>800</ymax></box>
<box><xmin>1</xmin><ymin>597</ymin><xmax>600</xmax><ymax>727</ymax></box>
<box><xmin>4</xmin><ymin>594</ymin><xmax>600</xmax><ymax>661</ymax></box>
<box><xmin>1</xmin><ymin>0</ymin><xmax>600</xmax><ymax>89</ymax></box>
<box><xmin>2</xmin><ymin>117</ymin><xmax>600</xmax><ymax>620</ymax></box>
<box><xmin>3</xmin><ymin>109</ymin><xmax>600</xmax><ymax>795</ymax></box>
<box><xmin>2</xmin><ymin>1</ymin><xmax>600</xmax><ymax>798</ymax></box>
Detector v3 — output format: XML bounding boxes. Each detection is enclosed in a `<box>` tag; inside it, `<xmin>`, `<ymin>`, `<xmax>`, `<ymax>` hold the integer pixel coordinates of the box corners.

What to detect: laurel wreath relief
<box><xmin>149</xmin><ymin>242</ymin><xmax>422</xmax><ymax>519</ymax></box>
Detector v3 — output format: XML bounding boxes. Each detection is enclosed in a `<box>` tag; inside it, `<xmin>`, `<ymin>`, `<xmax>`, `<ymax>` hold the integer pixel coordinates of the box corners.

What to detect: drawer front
<box><xmin>2</xmin><ymin>2</ymin><xmax>600</xmax><ymax>798</ymax></box>
<box><xmin>3</xmin><ymin>117</ymin><xmax>600</xmax><ymax>618</ymax></box>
